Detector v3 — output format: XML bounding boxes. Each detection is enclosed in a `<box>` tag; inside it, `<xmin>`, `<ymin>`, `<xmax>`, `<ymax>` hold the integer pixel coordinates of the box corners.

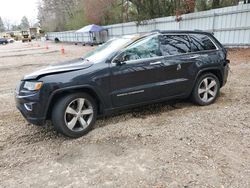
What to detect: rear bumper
<box><xmin>222</xmin><ymin>60</ymin><xmax>229</xmax><ymax>87</ymax></box>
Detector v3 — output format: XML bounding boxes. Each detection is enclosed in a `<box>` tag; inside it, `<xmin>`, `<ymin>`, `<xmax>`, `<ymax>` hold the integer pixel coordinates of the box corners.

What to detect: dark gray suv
<box><xmin>15</xmin><ymin>30</ymin><xmax>229</xmax><ymax>138</ymax></box>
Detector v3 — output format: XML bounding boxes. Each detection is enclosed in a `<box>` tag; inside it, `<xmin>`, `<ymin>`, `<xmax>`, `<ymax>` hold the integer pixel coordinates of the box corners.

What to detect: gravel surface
<box><xmin>0</xmin><ymin>42</ymin><xmax>249</xmax><ymax>188</ymax></box>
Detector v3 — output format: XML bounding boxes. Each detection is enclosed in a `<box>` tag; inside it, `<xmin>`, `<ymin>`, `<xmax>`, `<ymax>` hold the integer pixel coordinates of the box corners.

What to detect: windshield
<box><xmin>82</xmin><ymin>37</ymin><xmax>134</xmax><ymax>63</ymax></box>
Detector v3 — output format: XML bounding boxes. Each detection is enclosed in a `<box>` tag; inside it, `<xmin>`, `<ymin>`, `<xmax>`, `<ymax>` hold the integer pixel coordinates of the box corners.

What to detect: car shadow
<box><xmin>26</xmin><ymin>99</ymin><xmax>194</xmax><ymax>140</ymax></box>
<box><xmin>95</xmin><ymin>99</ymin><xmax>193</xmax><ymax>128</ymax></box>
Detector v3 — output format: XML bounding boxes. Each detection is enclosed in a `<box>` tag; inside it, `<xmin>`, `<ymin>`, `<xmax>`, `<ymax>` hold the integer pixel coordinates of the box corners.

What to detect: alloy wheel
<box><xmin>64</xmin><ymin>98</ymin><xmax>94</xmax><ymax>131</ymax></box>
<box><xmin>198</xmin><ymin>77</ymin><xmax>218</xmax><ymax>103</ymax></box>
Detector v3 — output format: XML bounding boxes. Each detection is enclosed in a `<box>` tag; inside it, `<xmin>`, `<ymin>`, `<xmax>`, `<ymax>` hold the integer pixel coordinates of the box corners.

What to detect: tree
<box><xmin>38</xmin><ymin>0</ymin><xmax>84</xmax><ymax>31</ymax></box>
<box><xmin>37</xmin><ymin>0</ymin><xmax>241</xmax><ymax>31</ymax></box>
<box><xmin>212</xmin><ymin>0</ymin><xmax>220</xmax><ymax>8</ymax></box>
<box><xmin>11</xmin><ymin>24</ymin><xmax>21</xmax><ymax>31</ymax></box>
<box><xmin>195</xmin><ymin>0</ymin><xmax>209</xmax><ymax>11</ymax></box>
<box><xmin>4</xmin><ymin>18</ymin><xmax>11</xmax><ymax>31</ymax></box>
<box><xmin>0</xmin><ymin>17</ymin><xmax>5</xmax><ymax>32</ymax></box>
<box><xmin>20</xmin><ymin>16</ymin><xmax>30</xmax><ymax>30</ymax></box>
<box><xmin>83</xmin><ymin>0</ymin><xmax>116</xmax><ymax>24</ymax></box>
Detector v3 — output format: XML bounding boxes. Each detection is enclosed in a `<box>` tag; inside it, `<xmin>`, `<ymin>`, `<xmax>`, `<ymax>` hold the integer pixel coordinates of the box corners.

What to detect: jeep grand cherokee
<box><xmin>15</xmin><ymin>31</ymin><xmax>229</xmax><ymax>138</ymax></box>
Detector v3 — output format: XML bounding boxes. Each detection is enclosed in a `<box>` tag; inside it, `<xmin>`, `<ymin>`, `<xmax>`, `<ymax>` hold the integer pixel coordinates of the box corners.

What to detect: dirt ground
<box><xmin>0</xmin><ymin>41</ymin><xmax>249</xmax><ymax>188</ymax></box>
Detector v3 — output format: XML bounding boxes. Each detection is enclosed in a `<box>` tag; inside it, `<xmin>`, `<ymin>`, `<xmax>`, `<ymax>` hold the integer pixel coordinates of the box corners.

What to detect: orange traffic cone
<box><xmin>45</xmin><ymin>43</ymin><xmax>49</xmax><ymax>50</ymax></box>
<box><xmin>61</xmin><ymin>45</ymin><xmax>65</xmax><ymax>55</ymax></box>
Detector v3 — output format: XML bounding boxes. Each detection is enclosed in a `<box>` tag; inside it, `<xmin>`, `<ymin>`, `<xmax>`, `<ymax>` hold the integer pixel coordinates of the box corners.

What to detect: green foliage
<box><xmin>65</xmin><ymin>9</ymin><xmax>88</xmax><ymax>30</ymax></box>
<box><xmin>11</xmin><ymin>25</ymin><xmax>22</xmax><ymax>31</ymax></box>
<box><xmin>219</xmin><ymin>0</ymin><xmax>241</xmax><ymax>7</ymax></box>
<box><xmin>196</xmin><ymin>0</ymin><xmax>240</xmax><ymax>11</ymax></box>
<box><xmin>20</xmin><ymin>16</ymin><xmax>30</xmax><ymax>30</ymax></box>
<box><xmin>195</xmin><ymin>0</ymin><xmax>210</xmax><ymax>11</ymax></box>
<box><xmin>38</xmin><ymin>0</ymin><xmax>242</xmax><ymax>32</ymax></box>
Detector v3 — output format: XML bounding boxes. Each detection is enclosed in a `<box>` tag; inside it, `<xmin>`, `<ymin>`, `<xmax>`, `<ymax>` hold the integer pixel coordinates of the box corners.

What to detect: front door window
<box><xmin>120</xmin><ymin>35</ymin><xmax>162</xmax><ymax>62</ymax></box>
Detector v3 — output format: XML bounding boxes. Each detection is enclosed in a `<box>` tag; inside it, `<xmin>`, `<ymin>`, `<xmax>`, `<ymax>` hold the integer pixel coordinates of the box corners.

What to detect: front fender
<box><xmin>45</xmin><ymin>84</ymin><xmax>109</xmax><ymax>119</ymax></box>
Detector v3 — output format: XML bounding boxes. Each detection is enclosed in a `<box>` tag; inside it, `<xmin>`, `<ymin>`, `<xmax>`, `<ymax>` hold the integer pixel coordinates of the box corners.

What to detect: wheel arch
<box><xmin>54</xmin><ymin>37</ymin><xmax>60</xmax><ymax>43</ymax></box>
<box><xmin>46</xmin><ymin>86</ymin><xmax>104</xmax><ymax>120</ymax></box>
<box><xmin>195</xmin><ymin>68</ymin><xmax>223</xmax><ymax>88</ymax></box>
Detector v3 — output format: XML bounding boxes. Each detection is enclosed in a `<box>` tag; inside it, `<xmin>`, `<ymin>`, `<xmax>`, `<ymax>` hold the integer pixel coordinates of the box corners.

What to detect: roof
<box><xmin>76</xmin><ymin>24</ymin><xmax>106</xmax><ymax>33</ymax></box>
<box><xmin>156</xmin><ymin>30</ymin><xmax>213</xmax><ymax>35</ymax></box>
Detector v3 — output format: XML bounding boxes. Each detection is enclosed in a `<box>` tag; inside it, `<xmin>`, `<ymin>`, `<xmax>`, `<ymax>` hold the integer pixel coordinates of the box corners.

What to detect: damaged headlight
<box><xmin>23</xmin><ymin>81</ymin><xmax>43</xmax><ymax>91</ymax></box>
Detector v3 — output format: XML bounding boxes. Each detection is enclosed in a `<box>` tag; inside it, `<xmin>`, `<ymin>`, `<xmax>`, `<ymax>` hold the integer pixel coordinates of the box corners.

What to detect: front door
<box><xmin>110</xmin><ymin>35</ymin><xmax>166</xmax><ymax>107</ymax></box>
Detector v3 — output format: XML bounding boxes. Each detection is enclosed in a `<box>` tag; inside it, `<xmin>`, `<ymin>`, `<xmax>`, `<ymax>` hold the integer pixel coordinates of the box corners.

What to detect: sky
<box><xmin>0</xmin><ymin>0</ymin><xmax>38</xmax><ymax>25</ymax></box>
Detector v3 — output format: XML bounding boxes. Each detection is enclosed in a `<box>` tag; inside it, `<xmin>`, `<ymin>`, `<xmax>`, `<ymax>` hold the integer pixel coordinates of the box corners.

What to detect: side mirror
<box><xmin>113</xmin><ymin>56</ymin><xmax>126</xmax><ymax>66</ymax></box>
<box><xmin>113</xmin><ymin>59</ymin><xmax>122</xmax><ymax>66</ymax></box>
<box><xmin>113</xmin><ymin>51</ymin><xmax>131</xmax><ymax>66</ymax></box>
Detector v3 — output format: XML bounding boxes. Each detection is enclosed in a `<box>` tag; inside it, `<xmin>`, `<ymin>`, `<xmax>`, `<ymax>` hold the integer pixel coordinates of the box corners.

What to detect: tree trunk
<box><xmin>212</xmin><ymin>0</ymin><xmax>220</xmax><ymax>8</ymax></box>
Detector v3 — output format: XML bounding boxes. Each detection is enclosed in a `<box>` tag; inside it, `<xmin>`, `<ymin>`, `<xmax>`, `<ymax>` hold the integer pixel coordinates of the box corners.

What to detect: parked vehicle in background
<box><xmin>21</xmin><ymin>31</ymin><xmax>31</xmax><ymax>42</ymax></box>
<box><xmin>7</xmin><ymin>38</ymin><xmax>15</xmax><ymax>43</ymax></box>
<box><xmin>0</xmin><ymin>38</ymin><xmax>8</xmax><ymax>45</ymax></box>
<box><xmin>15</xmin><ymin>30</ymin><xmax>229</xmax><ymax>138</ymax></box>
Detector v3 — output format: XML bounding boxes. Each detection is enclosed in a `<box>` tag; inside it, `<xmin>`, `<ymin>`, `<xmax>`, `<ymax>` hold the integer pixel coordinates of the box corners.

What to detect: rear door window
<box><xmin>189</xmin><ymin>34</ymin><xmax>217</xmax><ymax>52</ymax></box>
<box><xmin>159</xmin><ymin>35</ymin><xmax>191</xmax><ymax>56</ymax></box>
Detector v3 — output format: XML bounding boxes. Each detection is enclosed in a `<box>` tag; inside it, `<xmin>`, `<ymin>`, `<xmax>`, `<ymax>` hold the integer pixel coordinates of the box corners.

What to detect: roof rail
<box><xmin>151</xmin><ymin>29</ymin><xmax>161</xmax><ymax>33</ymax></box>
<box><xmin>194</xmin><ymin>29</ymin><xmax>204</xmax><ymax>32</ymax></box>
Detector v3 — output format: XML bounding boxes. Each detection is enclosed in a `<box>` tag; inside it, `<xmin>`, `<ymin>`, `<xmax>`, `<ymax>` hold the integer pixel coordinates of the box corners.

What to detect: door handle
<box><xmin>177</xmin><ymin>64</ymin><xmax>181</xmax><ymax>71</ymax></box>
<box><xmin>150</xmin><ymin>61</ymin><xmax>161</xmax><ymax>65</ymax></box>
<box><xmin>189</xmin><ymin>55</ymin><xmax>199</xmax><ymax>59</ymax></box>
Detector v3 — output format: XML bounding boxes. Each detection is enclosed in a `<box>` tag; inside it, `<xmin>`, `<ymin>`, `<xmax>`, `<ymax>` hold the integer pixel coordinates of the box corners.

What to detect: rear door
<box><xmin>157</xmin><ymin>34</ymin><xmax>197</xmax><ymax>97</ymax></box>
<box><xmin>189</xmin><ymin>33</ymin><xmax>220</xmax><ymax>65</ymax></box>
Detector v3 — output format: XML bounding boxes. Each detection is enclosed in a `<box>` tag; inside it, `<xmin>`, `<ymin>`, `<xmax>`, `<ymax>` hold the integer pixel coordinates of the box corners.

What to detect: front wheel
<box><xmin>192</xmin><ymin>73</ymin><xmax>220</xmax><ymax>106</ymax></box>
<box><xmin>52</xmin><ymin>93</ymin><xmax>97</xmax><ymax>138</ymax></box>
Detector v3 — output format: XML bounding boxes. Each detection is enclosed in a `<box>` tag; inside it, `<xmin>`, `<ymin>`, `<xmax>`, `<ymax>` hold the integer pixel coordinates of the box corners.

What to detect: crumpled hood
<box><xmin>24</xmin><ymin>58</ymin><xmax>93</xmax><ymax>80</ymax></box>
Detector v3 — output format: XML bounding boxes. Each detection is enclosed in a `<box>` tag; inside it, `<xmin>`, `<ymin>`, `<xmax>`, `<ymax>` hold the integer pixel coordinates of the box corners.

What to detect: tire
<box><xmin>55</xmin><ymin>38</ymin><xmax>60</xmax><ymax>43</ymax></box>
<box><xmin>191</xmin><ymin>73</ymin><xmax>220</xmax><ymax>106</ymax></box>
<box><xmin>52</xmin><ymin>93</ymin><xmax>97</xmax><ymax>138</ymax></box>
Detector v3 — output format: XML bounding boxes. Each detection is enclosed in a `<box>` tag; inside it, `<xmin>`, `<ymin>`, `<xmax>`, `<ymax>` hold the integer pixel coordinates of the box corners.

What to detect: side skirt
<box><xmin>102</xmin><ymin>93</ymin><xmax>188</xmax><ymax>116</ymax></box>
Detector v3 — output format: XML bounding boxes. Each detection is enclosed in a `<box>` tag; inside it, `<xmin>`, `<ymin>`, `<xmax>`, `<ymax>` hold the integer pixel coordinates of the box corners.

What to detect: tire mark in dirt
<box><xmin>0</xmin><ymin>47</ymin><xmax>46</xmax><ymax>53</ymax></box>
<box><xmin>0</xmin><ymin>50</ymin><xmax>58</xmax><ymax>58</ymax></box>
<box><xmin>0</xmin><ymin>89</ymin><xmax>14</xmax><ymax>95</ymax></box>
<box><xmin>0</xmin><ymin>63</ymin><xmax>51</xmax><ymax>71</ymax></box>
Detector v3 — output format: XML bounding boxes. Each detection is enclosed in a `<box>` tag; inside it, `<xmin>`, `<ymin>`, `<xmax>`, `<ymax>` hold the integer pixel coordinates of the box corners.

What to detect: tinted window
<box><xmin>159</xmin><ymin>35</ymin><xmax>191</xmax><ymax>56</ymax></box>
<box><xmin>190</xmin><ymin>34</ymin><xmax>217</xmax><ymax>52</ymax></box>
<box><xmin>122</xmin><ymin>35</ymin><xmax>162</xmax><ymax>61</ymax></box>
<box><xmin>83</xmin><ymin>37</ymin><xmax>133</xmax><ymax>63</ymax></box>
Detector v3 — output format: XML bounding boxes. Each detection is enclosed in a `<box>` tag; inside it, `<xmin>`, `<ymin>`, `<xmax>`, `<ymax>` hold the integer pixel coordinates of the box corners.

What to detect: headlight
<box><xmin>23</xmin><ymin>81</ymin><xmax>43</xmax><ymax>91</ymax></box>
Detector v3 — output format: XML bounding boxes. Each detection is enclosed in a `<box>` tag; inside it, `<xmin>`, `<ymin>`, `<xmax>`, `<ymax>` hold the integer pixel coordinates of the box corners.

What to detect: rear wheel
<box><xmin>52</xmin><ymin>93</ymin><xmax>97</xmax><ymax>138</ymax></box>
<box><xmin>192</xmin><ymin>73</ymin><xmax>220</xmax><ymax>106</ymax></box>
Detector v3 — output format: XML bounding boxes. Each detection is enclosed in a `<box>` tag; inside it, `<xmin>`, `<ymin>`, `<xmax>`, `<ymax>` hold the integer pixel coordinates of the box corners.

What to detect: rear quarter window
<box><xmin>189</xmin><ymin>34</ymin><xmax>217</xmax><ymax>52</ymax></box>
<box><xmin>159</xmin><ymin>35</ymin><xmax>191</xmax><ymax>56</ymax></box>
